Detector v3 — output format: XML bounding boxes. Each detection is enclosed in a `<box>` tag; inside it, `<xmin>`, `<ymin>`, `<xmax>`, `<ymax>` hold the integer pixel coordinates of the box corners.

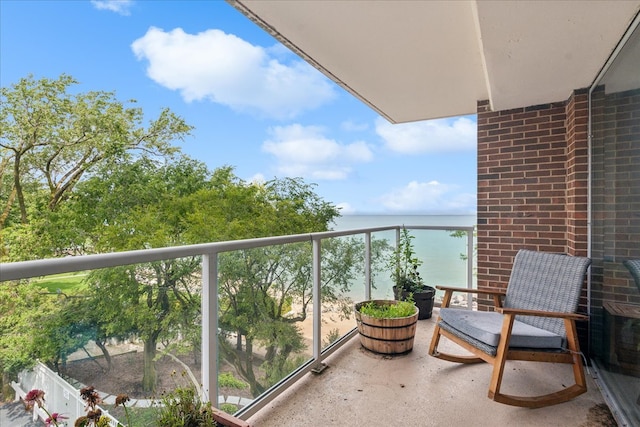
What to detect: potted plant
<box><xmin>354</xmin><ymin>299</ymin><xmax>419</xmax><ymax>355</ymax></box>
<box><xmin>388</xmin><ymin>227</ymin><xmax>435</xmax><ymax>319</ymax></box>
<box><xmin>156</xmin><ymin>385</ymin><xmax>250</xmax><ymax>427</ymax></box>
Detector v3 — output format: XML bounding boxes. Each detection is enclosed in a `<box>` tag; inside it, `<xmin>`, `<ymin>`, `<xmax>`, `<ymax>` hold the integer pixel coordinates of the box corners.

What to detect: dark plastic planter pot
<box><xmin>393</xmin><ymin>285</ymin><xmax>435</xmax><ymax>320</ymax></box>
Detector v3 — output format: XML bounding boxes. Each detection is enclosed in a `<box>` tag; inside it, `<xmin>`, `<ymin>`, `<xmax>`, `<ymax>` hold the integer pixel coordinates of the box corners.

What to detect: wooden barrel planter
<box><xmin>354</xmin><ymin>300</ymin><xmax>419</xmax><ymax>355</ymax></box>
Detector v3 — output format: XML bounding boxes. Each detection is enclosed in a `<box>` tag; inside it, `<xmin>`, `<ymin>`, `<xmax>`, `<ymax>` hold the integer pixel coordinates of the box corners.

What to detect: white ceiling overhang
<box><xmin>231</xmin><ymin>0</ymin><xmax>640</xmax><ymax>123</ymax></box>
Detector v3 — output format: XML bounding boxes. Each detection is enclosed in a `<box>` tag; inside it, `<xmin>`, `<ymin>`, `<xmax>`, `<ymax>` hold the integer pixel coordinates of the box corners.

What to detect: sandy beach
<box><xmin>292</xmin><ymin>302</ymin><xmax>357</xmax><ymax>353</ymax></box>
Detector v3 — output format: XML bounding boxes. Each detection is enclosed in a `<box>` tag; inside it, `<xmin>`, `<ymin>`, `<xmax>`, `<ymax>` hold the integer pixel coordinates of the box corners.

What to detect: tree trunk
<box><xmin>264</xmin><ymin>345</ymin><xmax>275</xmax><ymax>363</ymax></box>
<box><xmin>95</xmin><ymin>340</ymin><xmax>112</xmax><ymax>373</ymax></box>
<box><xmin>192</xmin><ymin>340</ymin><xmax>200</xmax><ymax>366</ymax></box>
<box><xmin>275</xmin><ymin>344</ymin><xmax>293</xmax><ymax>374</ymax></box>
<box><xmin>13</xmin><ymin>154</ymin><xmax>27</xmax><ymax>224</ymax></box>
<box><xmin>218</xmin><ymin>335</ymin><xmax>265</xmax><ymax>397</ymax></box>
<box><xmin>243</xmin><ymin>340</ymin><xmax>265</xmax><ymax>396</ymax></box>
<box><xmin>142</xmin><ymin>337</ymin><xmax>158</xmax><ymax>393</ymax></box>
<box><xmin>236</xmin><ymin>332</ymin><xmax>242</xmax><ymax>351</ymax></box>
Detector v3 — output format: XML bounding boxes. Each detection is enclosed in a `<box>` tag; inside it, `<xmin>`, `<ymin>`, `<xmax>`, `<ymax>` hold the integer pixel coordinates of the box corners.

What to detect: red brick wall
<box><xmin>477</xmin><ymin>88</ymin><xmax>639</xmax><ymax>357</ymax></box>
<box><xmin>476</xmin><ymin>90</ymin><xmax>590</xmax><ymax>303</ymax></box>
<box><xmin>565</xmin><ymin>90</ymin><xmax>590</xmax><ymax>257</ymax></box>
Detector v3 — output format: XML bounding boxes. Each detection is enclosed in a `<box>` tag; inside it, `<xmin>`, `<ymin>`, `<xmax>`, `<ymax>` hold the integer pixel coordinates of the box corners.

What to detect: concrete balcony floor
<box><xmin>247</xmin><ymin>308</ymin><xmax>613</xmax><ymax>427</ymax></box>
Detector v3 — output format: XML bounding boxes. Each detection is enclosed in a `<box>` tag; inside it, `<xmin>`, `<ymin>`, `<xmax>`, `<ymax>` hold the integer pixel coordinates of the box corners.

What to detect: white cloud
<box><xmin>336</xmin><ymin>202</ymin><xmax>356</xmax><ymax>214</ymax></box>
<box><xmin>248</xmin><ymin>173</ymin><xmax>266</xmax><ymax>184</ymax></box>
<box><xmin>377</xmin><ymin>180</ymin><xmax>476</xmax><ymax>213</ymax></box>
<box><xmin>262</xmin><ymin>124</ymin><xmax>373</xmax><ymax>180</ymax></box>
<box><xmin>376</xmin><ymin>116</ymin><xmax>476</xmax><ymax>154</ymax></box>
<box><xmin>91</xmin><ymin>0</ymin><xmax>133</xmax><ymax>15</ymax></box>
<box><xmin>131</xmin><ymin>27</ymin><xmax>336</xmax><ymax>119</ymax></box>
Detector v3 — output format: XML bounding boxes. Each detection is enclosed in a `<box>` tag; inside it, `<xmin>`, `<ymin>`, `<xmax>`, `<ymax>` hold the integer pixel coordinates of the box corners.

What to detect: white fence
<box><xmin>12</xmin><ymin>361</ymin><xmax>121</xmax><ymax>426</ymax></box>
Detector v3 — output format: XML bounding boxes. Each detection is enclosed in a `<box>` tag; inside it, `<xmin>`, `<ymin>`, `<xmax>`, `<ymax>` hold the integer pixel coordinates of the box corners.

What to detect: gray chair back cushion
<box><xmin>503</xmin><ymin>250</ymin><xmax>591</xmax><ymax>337</ymax></box>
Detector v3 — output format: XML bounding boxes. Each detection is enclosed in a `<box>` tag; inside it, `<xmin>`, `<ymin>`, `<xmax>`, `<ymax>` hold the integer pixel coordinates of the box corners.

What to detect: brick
<box><xmin>477</xmin><ymin>91</ymin><xmax>590</xmax><ymax>300</ymax></box>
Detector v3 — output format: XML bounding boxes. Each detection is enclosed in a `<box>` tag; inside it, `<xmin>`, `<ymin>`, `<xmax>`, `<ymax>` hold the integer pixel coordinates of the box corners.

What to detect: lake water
<box><xmin>331</xmin><ymin>214</ymin><xmax>477</xmax><ymax>300</ymax></box>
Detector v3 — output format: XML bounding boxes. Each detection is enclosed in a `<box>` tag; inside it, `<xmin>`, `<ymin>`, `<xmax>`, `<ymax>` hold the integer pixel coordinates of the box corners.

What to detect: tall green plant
<box><xmin>156</xmin><ymin>386</ymin><xmax>218</xmax><ymax>427</ymax></box>
<box><xmin>387</xmin><ymin>227</ymin><xmax>425</xmax><ymax>294</ymax></box>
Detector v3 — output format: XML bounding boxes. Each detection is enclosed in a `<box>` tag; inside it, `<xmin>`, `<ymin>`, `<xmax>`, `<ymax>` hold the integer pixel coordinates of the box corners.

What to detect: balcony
<box><xmin>0</xmin><ymin>224</ymin><xmax>613</xmax><ymax>426</ymax></box>
<box><xmin>246</xmin><ymin>314</ymin><xmax>610</xmax><ymax>427</ymax></box>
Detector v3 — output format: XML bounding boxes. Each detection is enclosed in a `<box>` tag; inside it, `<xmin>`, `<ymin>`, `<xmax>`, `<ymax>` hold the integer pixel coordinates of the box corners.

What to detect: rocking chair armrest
<box><xmin>435</xmin><ymin>285</ymin><xmax>506</xmax><ymax>297</ymax></box>
<box><xmin>437</xmin><ymin>286</ymin><xmax>506</xmax><ymax>309</ymax></box>
<box><xmin>496</xmin><ymin>307</ymin><xmax>588</xmax><ymax>321</ymax></box>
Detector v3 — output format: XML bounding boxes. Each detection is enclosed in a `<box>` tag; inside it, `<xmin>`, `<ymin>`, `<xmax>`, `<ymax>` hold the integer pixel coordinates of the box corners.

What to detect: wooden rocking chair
<box><xmin>429</xmin><ymin>249</ymin><xmax>591</xmax><ymax>408</ymax></box>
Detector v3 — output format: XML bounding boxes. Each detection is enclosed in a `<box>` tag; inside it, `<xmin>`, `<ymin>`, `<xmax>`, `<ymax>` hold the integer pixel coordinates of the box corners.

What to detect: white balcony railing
<box><xmin>0</xmin><ymin>224</ymin><xmax>474</xmax><ymax>421</ymax></box>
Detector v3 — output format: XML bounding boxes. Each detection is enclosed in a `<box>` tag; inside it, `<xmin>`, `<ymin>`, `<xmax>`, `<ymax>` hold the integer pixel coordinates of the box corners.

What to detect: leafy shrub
<box><xmin>218</xmin><ymin>372</ymin><xmax>248</xmax><ymax>390</ymax></box>
<box><xmin>219</xmin><ymin>403</ymin><xmax>238</xmax><ymax>414</ymax></box>
<box><xmin>322</xmin><ymin>328</ymin><xmax>341</xmax><ymax>347</ymax></box>
<box><xmin>156</xmin><ymin>387</ymin><xmax>218</xmax><ymax>427</ymax></box>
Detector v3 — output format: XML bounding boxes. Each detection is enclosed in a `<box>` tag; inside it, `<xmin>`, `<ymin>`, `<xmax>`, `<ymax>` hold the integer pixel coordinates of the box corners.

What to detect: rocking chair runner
<box><xmin>429</xmin><ymin>249</ymin><xmax>591</xmax><ymax>408</ymax></box>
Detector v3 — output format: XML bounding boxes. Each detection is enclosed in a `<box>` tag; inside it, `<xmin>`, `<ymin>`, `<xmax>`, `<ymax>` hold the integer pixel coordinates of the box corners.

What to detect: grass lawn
<box><xmin>33</xmin><ymin>272</ymin><xmax>88</xmax><ymax>293</ymax></box>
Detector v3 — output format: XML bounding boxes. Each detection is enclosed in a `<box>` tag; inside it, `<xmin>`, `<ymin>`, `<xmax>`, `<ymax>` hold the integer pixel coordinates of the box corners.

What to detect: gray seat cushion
<box><xmin>440</xmin><ymin>308</ymin><xmax>563</xmax><ymax>349</ymax></box>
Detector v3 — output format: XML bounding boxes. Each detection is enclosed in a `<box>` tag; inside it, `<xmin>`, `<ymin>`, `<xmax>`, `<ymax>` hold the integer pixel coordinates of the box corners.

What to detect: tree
<box><xmin>74</xmin><ymin>164</ymin><xmax>381</xmax><ymax>395</ymax></box>
<box><xmin>73</xmin><ymin>157</ymin><xmax>209</xmax><ymax>393</ymax></box>
<box><xmin>86</xmin><ymin>260</ymin><xmax>202</xmax><ymax>393</ymax></box>
<box><xmin>177</xmin><ymin>170</ymin><xmax>381</xmax><ymax>394</ymax></box>
<box><xmin>0</xmin><ymin>82</ymin><xmax>380</xmax><ymax>398</ymax></box>
<box><xmin>77</xmin><ymin>162</ymin><xmax>343</xmax><ymax>394</ymax></box>
<box><xmin>0</xmin><ymin>282</ymin><xmax>64</xmax><ymax>398</ymax></box>
<box><xmin>216</xmin><ymin>238</ymin><xmax>364</xmax><ymax>395</ymax></box>
<box><xmin>182</xmin><ymin>168</ymin><xmax>339</xmax><ymax>243</ymax></box>
<box><xmin>0</xmin><ymin>73</ymin><xmax>191</xmax><ymax>234</ymax></box>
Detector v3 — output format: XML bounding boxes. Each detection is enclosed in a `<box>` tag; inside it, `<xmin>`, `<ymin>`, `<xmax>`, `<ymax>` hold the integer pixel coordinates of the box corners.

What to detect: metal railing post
<box><xmin>365</xmin><ymin>232</ymin><xmax>372</xmax><ymax>300</ymax></box>
<box><xmin>201</xmin><ymin>252</ymin><xmax>218</xmax><ymax>404</ymax></box>
<box><xmin>311</xmin><ymin>236</ymin><xmax>326</xmax><ymax>373</ymax></box>
<box><xmin>467</xmin><ymin>228</ymin><xmax>474</xmax><ymax>310</ymax></box>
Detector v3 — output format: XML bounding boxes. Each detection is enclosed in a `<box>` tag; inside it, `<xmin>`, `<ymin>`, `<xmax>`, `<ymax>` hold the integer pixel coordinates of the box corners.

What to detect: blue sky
<box><xmin>0</xmin><ymin>0</ymin><xmax>477</xmax><ymax>215</ymax></box>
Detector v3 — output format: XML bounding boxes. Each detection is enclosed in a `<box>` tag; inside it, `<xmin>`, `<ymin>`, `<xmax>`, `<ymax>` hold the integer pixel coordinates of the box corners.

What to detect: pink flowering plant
<box><xmin>46</xmin><ymin>412</ymin><xmax>70</xmax><ymax>426</ymax></box>
<box><xmin>23</xmin><ymin>387</ymin><xmax>131</xmax><ymax>427</ymax></box>
<box><xmin>23</xmin><ymin>388</ymin><xmax>69</xmax><ymax>426</ymax></box>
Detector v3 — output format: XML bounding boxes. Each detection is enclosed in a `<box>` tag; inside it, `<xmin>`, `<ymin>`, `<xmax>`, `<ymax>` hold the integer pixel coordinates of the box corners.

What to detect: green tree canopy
<box><xmin>0</xmin><ymin>282</ymin><xmax>65</xmax><ymax>377</ymax></box>
<box><xmin>0</xmin><ymin>74</ymin><xmax>375</xmax><ymax>400</ymax></box>
<box><xmin>0</xmin><ymin>74</ymin><xmax>192</xmax><ymax>259</ymax></box>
